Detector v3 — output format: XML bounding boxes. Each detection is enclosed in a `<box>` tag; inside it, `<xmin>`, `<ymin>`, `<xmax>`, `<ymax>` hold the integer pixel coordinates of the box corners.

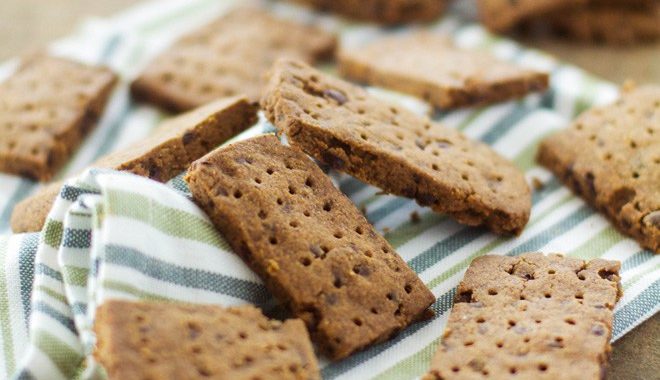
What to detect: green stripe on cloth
<box><xmin>102</xmin><ymin>280</ymin><xmax>174</xmax><ymax>302</ymax></box>
<box><xmin>0</xmin><ymin>237</ymin><xmax>15</xmax><ymax>377</ymax></box>
<box><xmin>61</xmin><ymin>267</ymin><xmax>89</xmax><ymax>288</ymax></box>
<box><xmin>33</xmin><ymin>329</ymin><xmax>83</xmax><ymax>378</ymax></box>
<box><xmin>43</xmin><ymin>221</ymin><xmax>64</xmax><ymax>249</ymax></box>
<box><xmin>104</xmin><ymin>189</ymin><xmax>228</xmax><ymax>250</ymax></box>
<box><xmin>35</xmin><ymin>286</ymin><xmax>68</xmax><ymax>305</ymax></box>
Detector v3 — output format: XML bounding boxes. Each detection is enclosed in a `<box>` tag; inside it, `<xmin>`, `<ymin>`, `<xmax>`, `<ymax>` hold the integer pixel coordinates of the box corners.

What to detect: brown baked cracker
<box><xmin>94</xmin><ymin>300</ymin><xmax>320</xmax><ymax>380</ymax></box>
<box><xmin>0</xmin><ymin>55</ymin><xmax>117</xmax><ymax>181</ymax></box>
<box><xmin>338</xmin><ymin>33</ymin><xmax>549</xmax><ymax>109</ymax></box>
<box><xmin>262</xmin><ymin>59</ymin><xmax>531</xmax><ymax>235</ymax></box>
<box><xmin>549</xmin><ymin>4</ymin><xmax>660</xmax><ymax>45</ymax></box>
<box><xmin>477</xmin><ymin>0</ymin><xmax>589</xmax><ymax>32</ymax></box>
<box><xmin>185</xmin><ymin>135</ymin><xmax>435</xmax><ymax>360</ymax></box>
<box><xmin>537</xmin><ymin>85</ymin><xmax>659</xmax><ymax>253</ymax></box>
<box><xmin>284</xmin><ymin>0</ymin><xmax>448</xmax><ymax>25</ymax></box>
<box><xmin>423</xmin><ymin>253</ymin><xmax>622</xmax><ymax>380</ymax></box>
<box><xmin>130</xmin><ymin>7</ymin><xmax>336</xmax><ymax>112</ymax></box>
<box><xmin>10</xmin><ymin>96</ymin><xmax>257</xmax><ymax>234</ymax></box>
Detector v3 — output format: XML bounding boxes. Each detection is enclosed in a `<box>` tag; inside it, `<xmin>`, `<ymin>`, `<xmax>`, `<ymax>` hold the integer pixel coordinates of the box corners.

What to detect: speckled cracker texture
<box><xmin>538</xmin><ymin>85</ymin><xmax>659</xmax><ymax>253</ymax></box>
<box><xmin>185</xmin><ymin>135</ymin><xmax>435</xmax><ymax>360</ymax></box>
<box><xmin>424</xmin><ymin>253</ymin><xmax>622</xmax><ymax>380</ymax></box>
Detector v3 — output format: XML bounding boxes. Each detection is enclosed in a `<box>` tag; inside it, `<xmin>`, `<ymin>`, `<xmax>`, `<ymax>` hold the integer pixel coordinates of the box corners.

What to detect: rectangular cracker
<box><xmin>286</xmin><ymin>0</ymin><xmax>447</xmax><ymax>24</ymax></box>
<box><xmin>339</xmin><ymin>33</ymin><xmax>548</xmax><ymax>109</ymax></box>
<box><xmin>549</xmin><ymin>4</ymin><xmax>660</xmax><ymax>45</ymax></box>
<box><xmin>94</xmin><ymin>300</ymin><xmax>320</xmax><ymax>380</ymax></box>
<box><xmin>477</xmin><ymin>0</ymin><xmax>588</xmax><ymax>32</ymax></box>
<box><xmin>424</xmin><ymin>253</ymin><xmax>622</xmax><ymax>380</ymax></box>
<box><xmin>185</xmin><ymin>135</ymin><xmax>435</xmax><ymax>360</ymax></box>
<box><xmin>537</xmin><ymin>85</ymin><xmax>659</xmax><ymax>253</ymax></box>
<box><xmin>262</xmin><ymin>59</ymin><xmax>531</xmax><ymax>235</ymax></box>
<box><xmin>0</xmin><ymin>55</ymin><xmax>117</xmax><ymax>181</ymax></box>
<box><xmin>10</xmin><ymin>96</ymin><xmax>258</xmax><ymax>233</ymax></box>
<box><xmin>130</xmin><ymin>7</ymin><xmax>336</xmax><ymax>112</ymax></box>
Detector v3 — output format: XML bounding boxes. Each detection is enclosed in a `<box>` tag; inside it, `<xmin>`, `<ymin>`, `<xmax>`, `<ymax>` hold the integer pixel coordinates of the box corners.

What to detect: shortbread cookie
<box><xmin>477</xmin><ymin>0</ymin><xmax>588</xmax><ymax>32</ymax></box>
<box><xmin>185</xmin><ymin>135</ymin><xmax>435</xmax><ymax>360</ymax></box>
<box><xmin>0</xmin><ymin>55</ymin><xmax>117</xmax><ymax>181</ymax></box>
<box><xmin>286</xmin><ymin>0</ymin><xmax>447</xmax><ymax>24</ymax></box>
<box><xmin>339</xmin><ymin>33</ymin><xmax>548</xmax><ymax>109</ymax></box>
<box><xmin>550</xmin><ymin>4</ymin><xmax>660</xmax><ymax>44</ymax></box>
<box><xmin>424</xmin><ymin>253</ymin><xmax>622</xmax><ymax>380</ymax></box>
<box><xmin>262</xmin><ymin>59</ymin><xmax>531</xmax><ymax>235</ymax></box>
<box><xmin>131</xmin><ymin>7</ymin><xmax>336</xmax><ymax>112</ymax></box>
<box><xmin>537</xmin><ymin>85</ymin><xmax>659</xmax><ymax>253</ymax></box>
<box><xmin>10</xmin><ymin>96</ymin><xmax>257</xmax><ymax>233</ymax></box>
<box><xmin>94</xmin><ymin>301</ymin><xmax>320</xmax><ymax>380</ymax></box>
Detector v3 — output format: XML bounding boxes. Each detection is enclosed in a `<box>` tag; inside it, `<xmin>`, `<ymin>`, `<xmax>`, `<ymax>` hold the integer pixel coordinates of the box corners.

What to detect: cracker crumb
<box><xmin>532</xmin><ymin>177</ymin><xmax>544</xmax><ymax>191</ymax></box>
<box><xmin>410</xmin><ymin>211</ymin><xmax>421</xmax><ymax>223</ymax></box>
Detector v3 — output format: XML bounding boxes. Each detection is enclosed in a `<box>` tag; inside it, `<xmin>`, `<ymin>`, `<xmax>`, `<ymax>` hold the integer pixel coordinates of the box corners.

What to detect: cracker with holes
<box><xmin>94</xmin><ymin>300</ymin><xmax>320</xmax><ymax>380</ymax></box>
<box><xmin>338</xmin><ymin>33</ymin><xmax>548</xmax><ymax>109</ymax></box>
<box><xmin>10</xmin><ymin>96</ymin><xmax>258</xmax><ymax>233</ymax></box>
<box><xmin>286</xmin><ymin>0</ymin><xmax>448</xmax><ymax>24</ymax></box>
<box><xmin>262</xmin><ymin>59</ymin><xmax>531</xmax><ymax>235</ymax></box>
<box><xmin>0</xmin><ymin>55</ymin><xmax>117</xmax><ymax>181</ymax></box>
<box><xmin>537</xmin><ymin>85</ymin><xmax>660</xmax><ymax>253</ymax></box>
<box><xmin>130</xmin><ymin>7</ymin><xmax>336</xmax><ymax>112</ymax></box>
<box><xmin>477</xmin><ymin>0</ymin><xmax>589</xmax><ymax>32</ymax></box>
<box><xmin>185</xmin><ymin>135</ymin><xmax>435</xmax><ymax>360</ymax></box>
<box><xmin>423</xmin><ymin>253</ymin><xmax>622</xmax><ymax>380</ymax></box>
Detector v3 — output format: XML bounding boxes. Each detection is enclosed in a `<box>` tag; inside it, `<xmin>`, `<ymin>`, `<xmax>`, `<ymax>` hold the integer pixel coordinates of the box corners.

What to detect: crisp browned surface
<box><xmin>0</xmin><ymin>2</ymin><xmax>657</xmax><ymax>376</ymax></box>
<box><xmin>537</xmin><ymin>85</ymin><xmax>660</xmax><ymax>253</ymax></box>
<box><xmin>262</xmin><ymin>59</ymin><xmax>531</xmax><ymax>235</ymax></box>
<box><xmin>10</xmin><ymin>96</ymin><xmax>258</xmax><ymax>233</ymax></box>
<box><xmin>94</xmin><ymin>300</ymin><xmax>320</xmax><ymax>380</ymax></box>
<box><xmin>477</xmin><ymin>0</ymin><xmax>588</xmax><ymax>32</ymax></box>
<box><xmin>130</xmin><ymin>7</ymin><xmax>336</xmax><ymax>112</ymax></box>
<box><xmin>286</xmin><ymin>0</ymin><xmax>448</xmax><ymax>24</ymax></box>
<box><xmin>339</xmin><ymin>33</ymin><xmax>548</xmax><ymax>109</ymax></box>
<box><xmin>0</xmin><ymin>55</ymin><xmax>116</xmax><ymax>181</ymax></box>
<box><xmin>185</xmin><ymin>135</ymin><xmax>435</xmax><ymax>360</ymax></box>
<box><xmin>549</xmin><ymin>3</ymin><xmax>660</xmax><ymax>45</ymax></box>
<box><xmin>424</xmin><ymin>253</ymin><xmax>622</xmax><ymax>380</ymax></box>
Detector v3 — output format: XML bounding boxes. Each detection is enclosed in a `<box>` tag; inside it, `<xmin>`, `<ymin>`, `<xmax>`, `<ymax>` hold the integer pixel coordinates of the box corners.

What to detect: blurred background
<box><xmin>0</xmin><ymin>0</ymin><xmax>657</xmax><ymax>84</ymax></box>
<box><xmin>0</xmin><ymin>1</ymin><xmax>657</xmax><ymax>379</ymax></box>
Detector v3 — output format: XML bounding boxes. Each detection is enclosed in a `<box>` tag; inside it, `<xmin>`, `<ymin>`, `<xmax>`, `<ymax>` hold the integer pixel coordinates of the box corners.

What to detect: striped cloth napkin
<box><xmin>0</xmin><ymin>1</ymin><xmax>657</xmax><ymax>379</ymax></box>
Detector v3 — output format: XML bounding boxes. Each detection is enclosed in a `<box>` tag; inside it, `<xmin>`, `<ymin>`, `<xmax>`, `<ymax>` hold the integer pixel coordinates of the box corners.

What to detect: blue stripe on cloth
<box><xmin>621</xmin><ymin>250</ymin><xmax>655</xmax><ymax>272</ymax></box>
<box><xmin>104</xmin><ymin>244</ymin><xmax>271</xmax><ymax>305</ymax></box>
<box><xmin>507</xmin><ymin>205</ymin><xmax>592</xmax><ymax>256</ymax></box>
<box><xmin>60</xmin><ymin>187</ymin><xmax>98</xmax><ymax>203</ymax></box>
<box><xmin>33</xmin><ymin>302</ymin><xmax>76</xmax><ymax>335</ymax></box>
<box><xmin>14</xmin><ymin>369</ymin><xmax>36</xmax><ymax>380</ymax></box>
<box><xmin>35</xmin><ymin>264</ymin><xmax>63</xmax><ymax>282</ymax></box>
<box><xmin>70</xmin><ymin>302</ymin><xmax>87</xmax><ymax>316</ymax></box>
<box><xmin>613</xmin><ymin>280</ymin><xmax>660</xmax><ymax>337</ymax></box>
<box><xmin>19</xmin><ymin>234</ymin><xmax>38</xmax><ymax>329</ymax></box>
<box><xmin>480</xmin><ymin>104</ymin><xmax>534</xmax><ymax>145</ymax></box>
<box><xmin>408</xmin><ymin>179</ymin><xmax>562</xmax><ymax>273</ymax></box>
<box><xmin>61</xmin><ymin>229</ymin><xmax>91</xmax><ymax>250</ymax></box>
<box><xmin>322</xmin><ymin>289</ymin><xmax>457</xmax><ymax>379</ymax></box>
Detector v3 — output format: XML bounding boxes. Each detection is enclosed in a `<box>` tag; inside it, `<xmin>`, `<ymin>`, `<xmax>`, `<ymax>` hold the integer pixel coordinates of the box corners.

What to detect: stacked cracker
<box><xmin>478</xmin><ymin>0</ymin><xmax>660</xmax><ymax>44</ymax></box>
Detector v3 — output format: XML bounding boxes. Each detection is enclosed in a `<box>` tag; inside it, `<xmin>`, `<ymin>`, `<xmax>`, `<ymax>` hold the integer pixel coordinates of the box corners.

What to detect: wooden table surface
<box><xmin>0</xmin><ymin>1</ymin><xmax>658</xmax><ymax>379</ymax></box>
